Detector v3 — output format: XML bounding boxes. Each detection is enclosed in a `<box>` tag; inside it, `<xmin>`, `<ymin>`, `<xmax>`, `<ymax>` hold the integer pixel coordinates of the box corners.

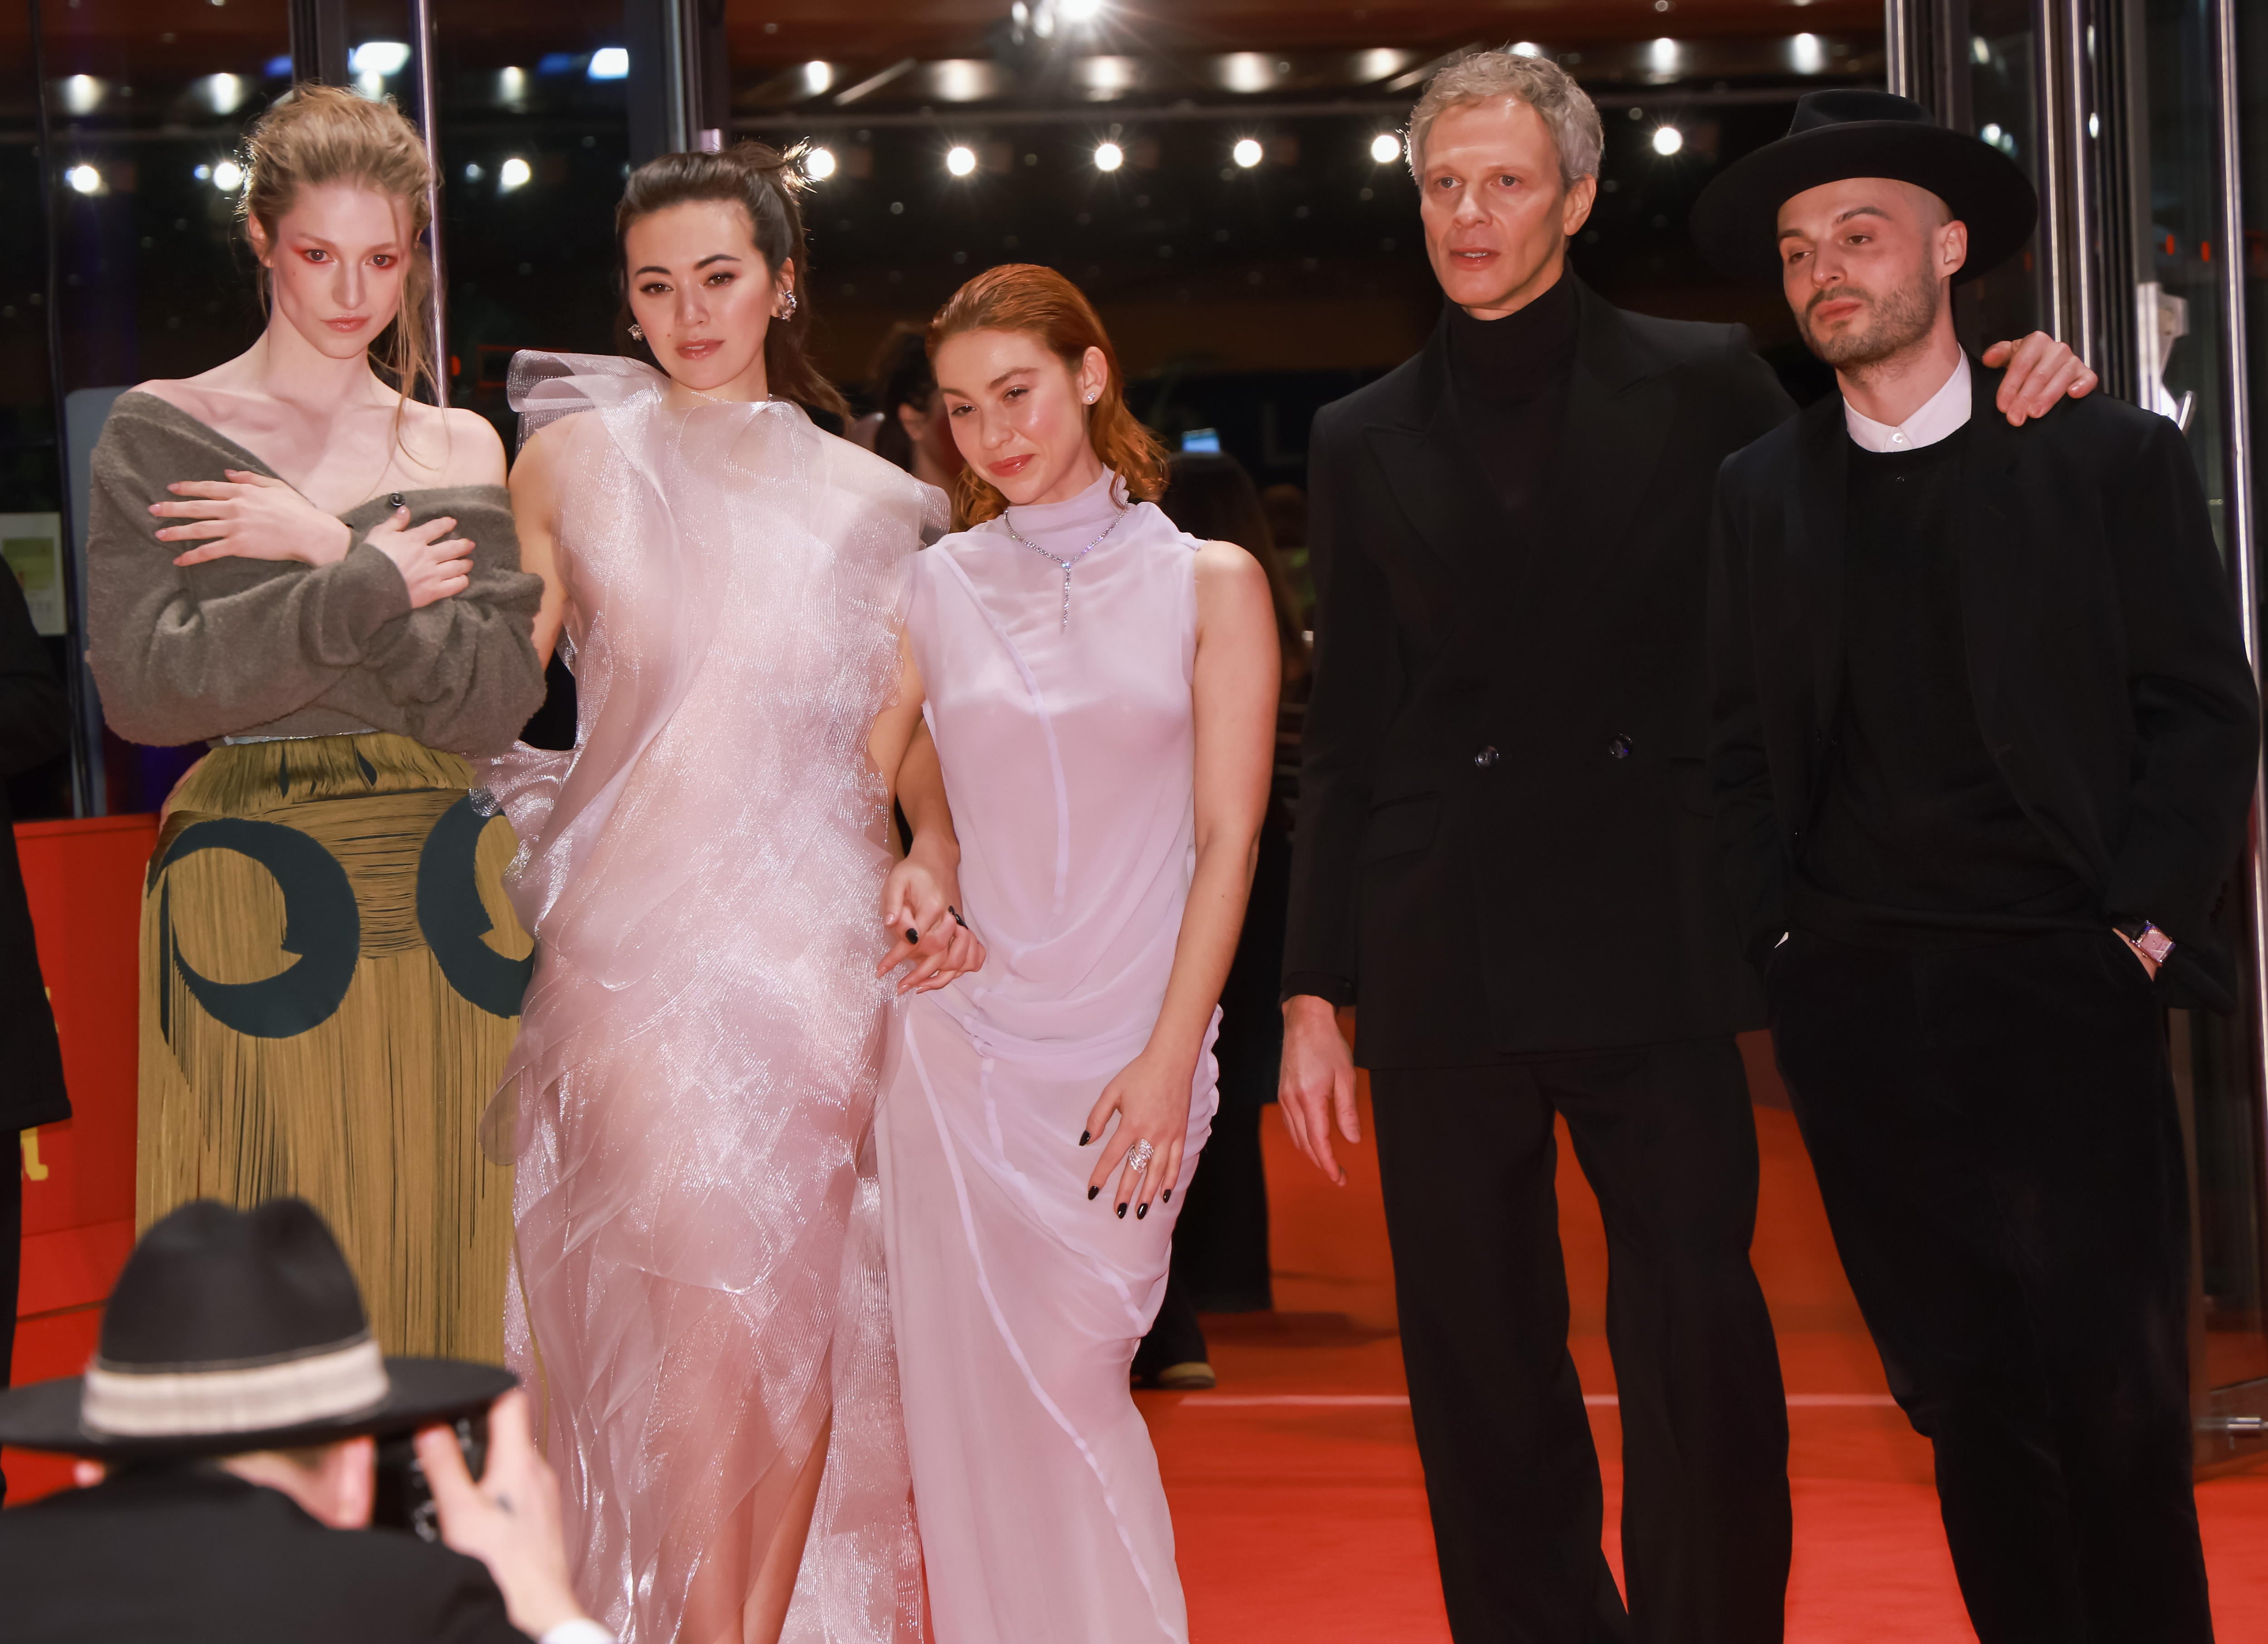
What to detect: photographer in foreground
<box><xmin>0</xmin><ymin>1198</ymin><xmax>610</xmax><ymax>1644</ymax></box>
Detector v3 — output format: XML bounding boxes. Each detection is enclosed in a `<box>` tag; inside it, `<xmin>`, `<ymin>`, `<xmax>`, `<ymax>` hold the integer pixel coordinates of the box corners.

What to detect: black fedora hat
<box><xmin>0</xmin><ymin>1199</ymin><xmax>513</xmax><ymax>1460</ymax></box>
<box><xmin>1691</xmin><ymin>88</ymin><xmax>2038</xmax><ymax>284</ymax></box>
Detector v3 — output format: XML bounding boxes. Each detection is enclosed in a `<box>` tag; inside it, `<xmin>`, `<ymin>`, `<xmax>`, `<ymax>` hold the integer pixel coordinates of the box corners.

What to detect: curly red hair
<box><xmin>927</xmin><ymin>264</ymin><xmax>1170</xmax><ymax>529</ymax></box>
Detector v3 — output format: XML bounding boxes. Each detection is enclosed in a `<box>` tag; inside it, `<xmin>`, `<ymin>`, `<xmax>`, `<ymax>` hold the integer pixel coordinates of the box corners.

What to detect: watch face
<box><xmin>2140</xmin><ymin>929</ymin><xmax>2175</xmax><ymax>964</ymax></box>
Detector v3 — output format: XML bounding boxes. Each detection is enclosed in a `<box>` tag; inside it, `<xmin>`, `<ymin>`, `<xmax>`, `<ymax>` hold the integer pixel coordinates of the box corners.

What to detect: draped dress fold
<box><xmin>878</xmin><ymin>471</ymin><xmax>1216</xmax><ymax>1644</ymax></box>
<box><xmin>479</xmin><ymin>353</ymin><xmax>942</xmax><ymax>1644</ymax></box>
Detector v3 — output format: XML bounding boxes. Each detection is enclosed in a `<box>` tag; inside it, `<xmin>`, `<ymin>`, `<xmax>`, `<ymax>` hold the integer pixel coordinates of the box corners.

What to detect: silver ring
<box><xmin>1127</xmin><ymin>1140</ymin><xmax>1155</xmax><ymax>1173</ymax></box>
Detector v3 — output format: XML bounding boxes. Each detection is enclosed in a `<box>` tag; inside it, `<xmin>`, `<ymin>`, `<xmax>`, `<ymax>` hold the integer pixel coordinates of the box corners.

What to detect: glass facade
<box><xmin>1900</xmin><ymin>0</ymin><xmax>2268</xmax><ymax>1467</ymax></box>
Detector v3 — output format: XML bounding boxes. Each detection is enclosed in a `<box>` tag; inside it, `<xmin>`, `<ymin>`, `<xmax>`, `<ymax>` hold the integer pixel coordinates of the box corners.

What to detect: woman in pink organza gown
<box><xmin>479</xmin><ymin>146</ymin><xmax>980</xmax><ymax>1644</ymax></box>
<box><xmin>871</xmin><ymin>266</ymin><xmax>1280</xmax><ymax>1642</ymax></box>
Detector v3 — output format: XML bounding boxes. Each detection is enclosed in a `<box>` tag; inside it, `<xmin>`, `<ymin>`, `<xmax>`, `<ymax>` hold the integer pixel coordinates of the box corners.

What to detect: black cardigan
<box><xmin>1707</xmin><ymin>359</ymin><xmax>2260</xmax><ymax>1009</ymax></box>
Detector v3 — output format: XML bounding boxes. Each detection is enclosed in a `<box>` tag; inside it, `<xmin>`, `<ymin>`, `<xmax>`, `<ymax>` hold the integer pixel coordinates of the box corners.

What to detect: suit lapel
<box><xmin>1955</xmin><ymin>361</ymin><xmax>2022</xmax><ymax>737</ymax></box>
<box><xmin>1791</xmin><ymin>396</ymin><xmax>1850</xmax><ymax>742</ymax></box>
<box><xmin>1361</xmin><ymin>315</ymin><xmax>1495</xmax><ymax>586</ymax></box>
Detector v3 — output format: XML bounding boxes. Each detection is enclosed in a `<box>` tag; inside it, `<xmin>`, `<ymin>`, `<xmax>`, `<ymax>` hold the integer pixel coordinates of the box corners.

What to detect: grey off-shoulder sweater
<box><xmin>85</xmin><ymin>391</ymin><xmax>547</xmax><ymax>758</ymax></box>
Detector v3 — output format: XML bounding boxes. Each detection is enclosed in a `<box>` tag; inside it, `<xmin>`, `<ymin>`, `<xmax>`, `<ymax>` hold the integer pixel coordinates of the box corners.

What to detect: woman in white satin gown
<box><xmin>872</xmin><ymin>265</ymin><xmax>1280</xmax><ymax>1643</ymax></box>
<box><xmin>480</xmin><ymin>146</ymin><xmax>980</xmax><ymax>1644</ymax></box>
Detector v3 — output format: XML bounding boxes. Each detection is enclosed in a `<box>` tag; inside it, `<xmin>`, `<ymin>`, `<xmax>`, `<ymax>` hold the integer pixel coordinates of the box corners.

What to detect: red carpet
<box><xmin>1144</xmin><ymin>1062</ymin><xmax>2268</xmax><ymax>1641</ymax></box>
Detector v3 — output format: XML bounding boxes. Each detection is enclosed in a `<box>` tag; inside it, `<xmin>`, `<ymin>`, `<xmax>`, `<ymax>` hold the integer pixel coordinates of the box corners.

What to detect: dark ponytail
<box><xmin>614</xmin><ymin>140</ymin><xmax>847</xmax><ymax>417</ymax></box>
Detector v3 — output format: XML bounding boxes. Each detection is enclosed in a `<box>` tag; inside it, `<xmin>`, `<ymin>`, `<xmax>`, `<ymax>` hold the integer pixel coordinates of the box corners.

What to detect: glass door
<box><xmin>1892</xmin><ymin>0</ymin><xmax>2268</xmax><ymax>1468</ymax></box>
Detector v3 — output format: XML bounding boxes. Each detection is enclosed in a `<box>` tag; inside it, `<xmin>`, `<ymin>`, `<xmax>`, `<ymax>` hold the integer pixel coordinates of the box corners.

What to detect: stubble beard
<box><xmin>1799</xmin><ymin>261</ymin><xmax>1943</xmax><ymax>375</ymax></box>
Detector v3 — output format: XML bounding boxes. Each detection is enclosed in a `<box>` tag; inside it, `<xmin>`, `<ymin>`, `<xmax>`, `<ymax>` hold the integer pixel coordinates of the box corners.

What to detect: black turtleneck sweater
<box><xmin>1444</xmin><ymin>271</ymin><xmax>1580</xmax><ymax>524</ymax></box>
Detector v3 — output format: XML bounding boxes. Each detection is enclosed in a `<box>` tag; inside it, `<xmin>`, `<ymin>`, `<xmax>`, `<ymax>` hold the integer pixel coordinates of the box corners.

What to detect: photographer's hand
<box><xmin>419</xmin><ymin>1390</ymin><xmax>602</xmax><ymax>1642</ymax></box>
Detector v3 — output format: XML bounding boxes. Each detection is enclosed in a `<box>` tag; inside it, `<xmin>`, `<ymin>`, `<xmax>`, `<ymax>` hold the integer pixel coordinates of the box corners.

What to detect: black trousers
<box><xmin>1</xmin><ymin>1147</ymin><xmax>19</xmax><ymax>1508</ymax></box>
<box><xmin>1371</xmin><ymin>1038</ymin><xmax>1790</xmax><ymax>1644</ymax></box>
<box><xmin>1768</xmin><ymin>928</ymin><xmax>2210</xmax><ymax>1644</ymax></box>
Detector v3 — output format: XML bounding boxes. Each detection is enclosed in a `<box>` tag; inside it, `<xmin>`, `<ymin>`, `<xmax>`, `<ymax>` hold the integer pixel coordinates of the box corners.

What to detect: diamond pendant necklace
<box><xmin>1002</xmin><ymin>501</ymin><xmax>1128</xmax><ymax>631</ymax></box>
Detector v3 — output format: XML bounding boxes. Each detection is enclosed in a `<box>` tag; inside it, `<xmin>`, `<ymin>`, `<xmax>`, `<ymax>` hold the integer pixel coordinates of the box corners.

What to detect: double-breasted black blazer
<box><xmin>1707</xmin><ymin>359</ymin><xmax>2260</xmax><ymax>1008</ymax></box>
<box><xmin>1283</xmin><ymin>278</ymin><xmax>1799</xmax><ymax>1067</ymax></box>
<box><xmin>0</xmin><ymin>1465</ymin><xmax>532</xmax><ymax>1643</ymax></box>
<box><xmin>0</xmin><ymin>571</ymin><xmax>70</xmax><ymax>1133</ymax></box>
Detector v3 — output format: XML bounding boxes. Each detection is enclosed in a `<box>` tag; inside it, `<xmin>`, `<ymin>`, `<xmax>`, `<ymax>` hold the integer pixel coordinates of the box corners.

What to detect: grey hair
<box><xmin>1407</xmin><ymin>47</ymin><xmax>1604</xmax><ymax>190</ymax></box>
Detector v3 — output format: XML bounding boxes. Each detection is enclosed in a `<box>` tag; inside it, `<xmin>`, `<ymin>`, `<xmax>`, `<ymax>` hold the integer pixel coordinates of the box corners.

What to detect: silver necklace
<box><xmin>1002</xmin><ymin>502</ymin><xmax>1128</xmax><ymax>630</ymax></box>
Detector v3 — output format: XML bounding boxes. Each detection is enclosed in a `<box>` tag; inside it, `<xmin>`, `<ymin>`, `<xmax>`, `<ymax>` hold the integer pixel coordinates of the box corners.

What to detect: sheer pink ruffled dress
<box><xmin>478</xmin><ymin>353</ymin><xmax>944</xmax><ymax>1644</ymax></box>
<box><xmin>878</xmin><ymin>470</ymin><xmax>1218</xmax><ymax>1644</ymax></box>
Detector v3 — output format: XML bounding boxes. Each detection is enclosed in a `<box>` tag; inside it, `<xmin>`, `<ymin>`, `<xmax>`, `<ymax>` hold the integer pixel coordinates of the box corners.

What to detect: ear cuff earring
<box><xmin>778</xmin><ymin>290</ymin><xmax>799</xmax><ymax>319</ymax></box>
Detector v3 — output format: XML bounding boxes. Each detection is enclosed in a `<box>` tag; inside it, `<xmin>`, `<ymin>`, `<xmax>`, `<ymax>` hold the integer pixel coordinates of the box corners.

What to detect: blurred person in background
<box><xmin>0</xmin><ymin>1198</ymin><xmax>610</xmax><ymax>1644</ymax></box>
<box><xmin>867</xmin><ymin>321</ymin><xmax>967</xmax><ymax>492</ymax></box>
<box><xmin>1133</xmin><ymin>450</ymin><xmax>1312</xmax><ymax>1391</ymax></box>
<box><xmin>0</xmin><ymin>567</ymin><xmax>72</xmax><ymax>1510</ymax></box>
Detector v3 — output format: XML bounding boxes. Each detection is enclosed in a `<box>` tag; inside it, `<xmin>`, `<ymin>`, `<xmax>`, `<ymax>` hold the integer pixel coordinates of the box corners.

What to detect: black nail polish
<box><xmin>1161</xmin><ymin>1188</ymin><xmax>1172</xmax><ymax>1204</ymax></box>
<box><xmin>1078</xmin><ymin>1130</ymin><xmax>1090</xmax><ymax>1146</ymax></box>
<box><xmin>905</xmin><ymin>927</ymin><xmax>919</xmax><ymax>943</ymax></box>
<box><xmin>1115</xmin><ymin>1203</ymin><xmax>1128</xmax><ymax>1218</ymax></box>
<box><xmin>1087</xmin><ymin>1185</ymin><xmax>1100</xmax><ymax>1200</ymax></box>
<box><xmin>1136</xmin><ymin>1202</ymin><xmax>1149</xmax><ymax>1219</ymax></box>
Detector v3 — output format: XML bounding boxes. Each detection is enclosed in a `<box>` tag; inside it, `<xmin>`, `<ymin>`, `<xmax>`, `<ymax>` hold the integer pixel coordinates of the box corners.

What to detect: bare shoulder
<box><xmin>1192</xmin><ymin>537</ymin><xmax>1273</xmax><ymax>635</ymax></box>
<box><xmin>509</xmin><ymin>413</ymin><xmax>581</xmax><ymax>488</ymax></box>
<box><xmin>398</xmin><ymin>402</ymin><xmax>507</xmax><ymax>488</ymax></box>
<box><xmin>1192</xmin><ymin>536</ymin><xmax>1268</xmax><ymax>592</ymax></box>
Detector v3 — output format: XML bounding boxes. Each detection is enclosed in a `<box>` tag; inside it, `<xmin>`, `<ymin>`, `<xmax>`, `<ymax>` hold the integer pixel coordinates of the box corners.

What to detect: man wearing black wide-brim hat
<box><xmin>0</xmin><ymin>1198</ymin><xmax>612</xmax><ymax>1644</ymax></box>
<box><xmin>1698</xmin><ymin>89</ymin><xmax>2257</xmax><ymax>1641</ymax></box>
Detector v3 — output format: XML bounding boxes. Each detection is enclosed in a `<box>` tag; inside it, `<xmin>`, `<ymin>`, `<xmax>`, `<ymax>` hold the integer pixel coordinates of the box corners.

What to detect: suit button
<box><xmin>1608</xmin><ymin>734</ymin><xmax>1633</xmax><ymax>759</ymax></box>
<box><xmin>1472</xmin><ymin>745</ymin><xmax>1500</xmax><ymax>769</ymax></box>
<box><xmin>386</xmin><ymin>491</ymin><xmax>407</xmax><ymax>509</ymax></box>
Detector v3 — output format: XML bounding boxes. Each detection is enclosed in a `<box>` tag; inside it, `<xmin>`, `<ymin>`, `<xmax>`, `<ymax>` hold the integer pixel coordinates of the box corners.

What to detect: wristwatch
<box><xmin>2114</xmin><ymin>919</ymin><xmax>2175</xmax><ymax>967</ymax></box>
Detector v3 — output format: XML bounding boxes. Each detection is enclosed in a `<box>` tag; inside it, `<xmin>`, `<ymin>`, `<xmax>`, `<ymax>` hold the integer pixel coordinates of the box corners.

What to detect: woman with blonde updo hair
<box><xmin>84</xmin><ymin>84</ymin><xmax>547</xmax><ymax>1364</ymax></box>
<box><xmin>870</xmin><ymin>265</ymin><xmax>1279</xmax><ymax>1640</ymax></box>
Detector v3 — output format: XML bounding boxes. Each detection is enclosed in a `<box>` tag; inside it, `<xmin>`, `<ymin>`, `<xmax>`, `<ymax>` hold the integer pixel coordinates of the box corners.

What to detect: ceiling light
<box><xmin>463</xmin><ymin>162</ymin><xmax>484</xmax><ymax>183</ymax></box>
<box><xmin>62</xmin><ymin>75</ymin><xmax>105</xmax><ymax>115</ymax></box>
<box><xmin>1648</xmin><ymin>37</ymin><xmax>1680</xmax><ymax>73</ymax></box>
<box><xmin>499</xmin><ymin>156</ymin><xmax>533</xmax><ymax>190</ymax></box>
<box><xmin>946</xmin><ymin>145</ymin><xmax>978</xmax><ymax>177</ymax></box>
<box><xmin>1369</xmin><ymin>132</ymin><xmax>1402</xmax><ymax>165</ymax></box>
<box><xmin>1791</xmin><ymin>33</ymin><xmax>1826</xmax><ymax>73</ymax></box>
<box><xmin>211</xmin><ymin>158</ymin><xmax>244</xmax><ymax>191</ymax></box>
<box><xmin>1060</xmin><ymin>0</ymin><xmax>1106</xmax><ymax>21</ymax></box>
<box><xmin>805</xmin><ymin>146</ymin><xmax>838</xmax><ymax>180</ymax></box>
<box><xmin>199</xmin><ymin>73</ymin><xmax>246</xmax><ymax>115</ymax></box>
<box><xmin>499</xmin><ymin>66</ymin><xmax>528</xmax><ymax>102</ymax></box>
<box><xmin>1232</xmin><ymin>137</ymin><xmax>1264</xmax><ymax>169</ymax></box>
<box><xmin>348</xmin><ymin>40</ymin><xmax>411</xmax><ymax>77</ymax></box>
<box><xmin>1221</xmin><ymin>52</ymin><xmax>1275</xmax><ymax>93</ymax></box>
<box><xmin>802</xmin><ymin>61</ymin><xmax>832</xmax><ymax>97</ymax></box>
<box><xmin>1652</xmin><ymin>124</ymin><xmax>1684</xmax><ymax>156</ymax></box>
<box><xmin>1094</xmin><ymin>141</ymin><xmax>1124</xmax><ymax>171</ymax></box>
<box><xmin>65</xmin><ymin>163</ymin><xmax>103</xmax><ymax>195</ymax></box>
<box><xmin>1511</xmin><ymin>42</ymin><xmax>1545</xmax><ymax>59</ymax></box>
<box><xmin>1355</xmin><ymin>49</ymin><xmax>1410</xmax><ymax>82</ymax></box>
<box><xmin>587</xmin><ymin>47</ymin><xmax>629</xmax><ymax>80</ymax></box>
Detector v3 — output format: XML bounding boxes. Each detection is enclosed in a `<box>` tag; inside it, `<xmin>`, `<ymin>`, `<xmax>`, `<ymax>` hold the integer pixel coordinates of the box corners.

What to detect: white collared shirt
<box><xmin>1842</xmin><ymin>352</ymin><xmax>1972</xmax><ymax>452</ymax></box>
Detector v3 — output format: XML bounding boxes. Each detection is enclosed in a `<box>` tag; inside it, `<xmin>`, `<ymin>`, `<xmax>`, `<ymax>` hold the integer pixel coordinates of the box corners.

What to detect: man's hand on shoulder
<box><xmin>1983</xmin><ymin>333</ymin><xmax>2099</xmax><ymax>426</ymax></box>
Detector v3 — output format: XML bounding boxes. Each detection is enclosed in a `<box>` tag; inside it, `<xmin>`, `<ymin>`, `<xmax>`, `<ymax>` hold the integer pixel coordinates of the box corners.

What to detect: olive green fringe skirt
<box><xmin>138</xmin><ymin>732</ymin><xmax>530</xmax><ymax>1362</ymax></box>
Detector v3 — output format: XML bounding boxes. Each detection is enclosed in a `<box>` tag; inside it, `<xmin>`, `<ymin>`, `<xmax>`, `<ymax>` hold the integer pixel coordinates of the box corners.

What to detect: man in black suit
<box><xmin>1697</xmin><ymin>91</ymin><xmax>2255</xmax><ymax>1644</ymax></box>
<box><xmin>0</xmin><ymin>567</ymin><xmax>72</xmax><ymax>1509</ymax></box>
<box><xmin>1275</xmin><ymin>50</ymin><xmax>2097</xmax><ymax>1644</ymax></box>
<box><xmin>0</xmin><ymin>1198</ymin><xmax>611</xmax><ymax>1644</ymax></box>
